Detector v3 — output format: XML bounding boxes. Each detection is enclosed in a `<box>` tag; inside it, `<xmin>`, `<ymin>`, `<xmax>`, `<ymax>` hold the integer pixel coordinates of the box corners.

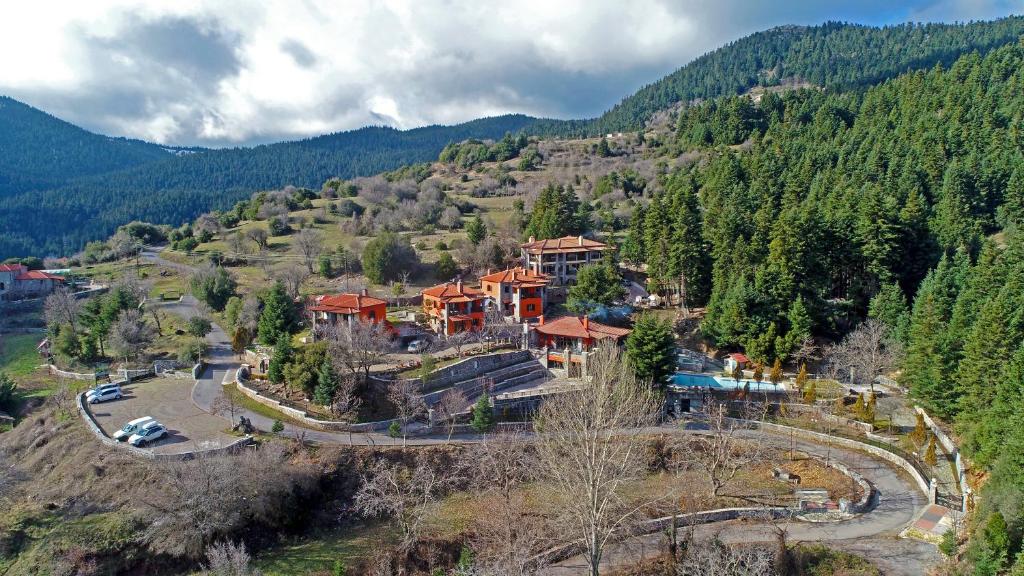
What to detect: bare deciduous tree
<box><xmin>826</xmin><ymin>319</ymin><xmax>902</xmax><ymax>394</ymax></box>
<box><xmin>388</xmin><ymin>379</ymin><xmax>426</xmax><ymax>446</ymax></box>
<box><xmin>109</xmin><ymin>309</ymin><xmax>157</xmax><ymax>364</ymax></box>
<box><xmin>676</xmin><ymin>537</ymin><xmax>775</xmax><ymax>576</ymax></box>
<box><xmin>203</xmin><ymin>541</ymin><xmax>262</xmax><ymax>576</ymax></box>
<box><xmin>533</xmin><ymin>343</ymin><xmax>660</xmax><ymax>576</ymax></box>
<box><xmin>145</xmin><ymin>443</ymin><xmax>316</xmax><ymax>557</ymax></box>
<box><xmin>459</xmin><ymin>432</ymin><xmax>546</xmax><ymax>575</ymax></box>
<box><xmin>227</xmin><ymin>231</ymin><xmax>248</xmax><ymax>256</ymax></box>
<box><xmin>246</xmin><ymin>228</ymin><xmax>269</xmax><ymax>251</ymax></box>
<box><xmin>355</xmin><ymin>455</ymin><xmax>457</xmax><ymax>551</ymax></box>
<box><xmin>275</xmin><ymin>263</ymin><xmax>309</xmax><ymax>299</ymax></box>
<box><xmin>43</xmin><ymin>286</ymin><xmax>81</xmax><ymax>334</ymax></box>
<box><xmin>446</xmin><ymin>330</ymin><xmax>474</xmax><ymax>358</ymax></box>
<box><xmin>321</xmin><ymin>321</ymin><xmax>392</xmax><ymax>383</ymax></box>
<box><xmin>211</xmin><ymin>389</ymin><xmax>241</xmax><ymax>426</ymax></box>
<box><xmin>435</xmin><ymin>388</ymin><xmax>468</xmax><ymax>441</ymax></box>
<box><xmin>293</xmin><ymin>228</ymin><xmax>324</xmax><ymax>273</ymax></box>
<box><xmin>687</xmin><ymin>400</ymin><xmax>768</xmax><ymax>499</ymax></box>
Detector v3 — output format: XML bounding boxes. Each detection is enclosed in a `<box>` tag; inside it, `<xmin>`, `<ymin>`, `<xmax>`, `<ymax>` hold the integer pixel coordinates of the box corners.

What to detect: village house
<box><xmin>520</xmin><ymin>235</ymin><xmax>610</xmax><ymax>301</ymax></box>
<box><xmin>308</xmin><ymin>289</ymin><xmax>388</xmax><ymax>337</ymax></box>
<box><xmin>532</xmin><ymin>315</ymin><xmax>631</xmax><ymax>377</ymax></box>
<box><xmin>0</xmin><ymin>263</ymin><xmax>64</xmax><ymax>301</ymax></box>
<box><xmin>421</xmin><ymin>279</ymin><xmax>486</xmax><ymax>336</ymax></box>
<box><xmin>479</xmin><ymin>267</ymin><xmax>549</xmax><ymax>322</ymax></box>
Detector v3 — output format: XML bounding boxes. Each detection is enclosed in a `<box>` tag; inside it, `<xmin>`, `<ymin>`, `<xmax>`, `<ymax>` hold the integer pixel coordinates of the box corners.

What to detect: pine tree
<box><xmin>625</xmin><ymin>313</ymin><xmax>678</xmax><ymax>387</ymax></box>
<box><xmin>852</xmin><ymin>392</ymin><xmax>866</xmax><ymax>421</ymax></box>
<box><xmin>769</xmin><ymin>358</ymin><xmax>783</xmax><ymax>386</ymax></box>
<box><xmin>471</xmin><ymin>392</ymin><xmax>494</xmax><ymax>433</ymax></box>
<box><xmin>258</xmin><ymin>281</ymin><xmax>293</xmax><ymax>346</ymax></box>
<box><xmin>803</xmin><ymin>380</ymin><xmax>817</xmax><ymax>404</ymax></box>
<box><xmin>465</xmin><ymin>214</ymin><xmax>487</xmax><ymax>245</ymax></box>
<box><xmin>267</xmin><ymin>336</ymin><xmax>292</xmax><ymax>385</ymax></box>
<box><xmin>910</xmin><ymin>412</ymin><xmax>927</xmax><ymax>447</ymax></box>
<box><xmin>313</xmin><ymin>359</ymin><xmax>338</xmax><ymax>406</ymax></box>
<box><xmin>925</xmin><ymin>436</ymin><xmax>938</xmax><ymax>466</ymax></box>
<box><xmin>795</xmin><ymin>363</ymin><xmax>808</xmax><ymax>392</ymax></box>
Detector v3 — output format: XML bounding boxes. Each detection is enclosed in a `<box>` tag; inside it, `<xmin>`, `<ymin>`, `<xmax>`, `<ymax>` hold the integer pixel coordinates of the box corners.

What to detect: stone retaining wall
<box><xmin>743</xmin><ymin>419</ymin><xmax>931</xmax><ymax>498</ymax></box>
<box><xmin>916</xmin><ymin>406</ymin><xmax>971</xmax><ymax>508</ymax></box>
<box><xmin>531</xmin><ymin>507</ymin><xmax>793</xmax><ymax>568</ymax></box>
<box><xmin>405</xmin><ymin>350</ymin><xmax>532</xmax><ymax>393</ymax></box>
<box><xmin>826</xmin><ymin>460</ymin><xmax>874</xmax><ymax>513</ymax></box>
<box><xmin>76</xmin><ymin>391</ymin><xmax>254</xmax><ymax>461</ymax></box>
<box><xmin>232</xmin><ymin>367</ymin><xmax>388</xmax><ymax>432</ymax></box>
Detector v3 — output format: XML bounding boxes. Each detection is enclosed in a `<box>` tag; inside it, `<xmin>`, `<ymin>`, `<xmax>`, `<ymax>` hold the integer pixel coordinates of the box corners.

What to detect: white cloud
<box><xmin>0</xmin><ymin>0</ymin><xmax>1017</xmax><ymax>146</ymax></box>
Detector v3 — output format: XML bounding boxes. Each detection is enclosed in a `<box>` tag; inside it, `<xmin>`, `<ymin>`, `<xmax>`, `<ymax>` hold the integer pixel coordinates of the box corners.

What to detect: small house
<box><xmin>724</xmin><ymin>353</ymin><xmax>749</xmax><ymax>374</ymax></box>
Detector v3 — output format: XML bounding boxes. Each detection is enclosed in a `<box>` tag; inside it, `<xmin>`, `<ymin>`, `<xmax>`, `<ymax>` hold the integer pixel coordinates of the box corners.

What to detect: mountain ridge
<box><xmin>4</xmin><ymin>15</ymin><xmax>1024</xmax><ymax>258</ymax></box>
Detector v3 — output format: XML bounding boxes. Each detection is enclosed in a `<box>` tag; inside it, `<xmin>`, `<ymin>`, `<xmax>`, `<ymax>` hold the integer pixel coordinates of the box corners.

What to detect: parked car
<box><xmin>113</xmin><ymin>416</ymin><xmax>155</xmax><ymax>442</ymax></box>
<box><xmin>128</xmin><ymin>421</ymin><xmax>168</xmax><ymax>447</ymax></box>
<box><xmin>86</xmin><ymin>385</ymin><xmax>122</xmax><ymax>404</ymax></box>
<box><xmin>407</xmin><ymin>339</ymin><xmax>427</xmax><ymax>353</ymax></box>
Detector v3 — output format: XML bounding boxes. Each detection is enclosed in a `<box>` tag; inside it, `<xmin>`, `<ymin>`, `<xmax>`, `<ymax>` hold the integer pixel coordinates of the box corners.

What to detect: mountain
<box><xmin>4</xmin><ymin>15</ymin><xmax>1024</xmax><ymax>259</ymax></box>
<box><xmin>0</xmin><ymin>113</ymin><xmax>546</xmax><ymax>257</ymax></box>
<box><xmin>536</xmin><ymin>17</ymin><xmax>1024</xmax><ymax>136</ymax></box>
<box><xmin>0</xmin><ymin>96</ymin><xmax>173</xmax><ymax>198</ymax></box>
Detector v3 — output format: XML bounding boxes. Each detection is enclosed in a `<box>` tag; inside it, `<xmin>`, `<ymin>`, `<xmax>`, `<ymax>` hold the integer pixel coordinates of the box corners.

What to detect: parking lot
<box><xmin>86</xmin><ymin>376</ymin><xmax>238</xmax><ymax>455</ymax></box>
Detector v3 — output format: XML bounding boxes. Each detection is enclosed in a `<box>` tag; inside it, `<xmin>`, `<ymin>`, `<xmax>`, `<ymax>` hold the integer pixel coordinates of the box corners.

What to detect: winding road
<box><xmin>141</xmin><ymin>247</ymin><xmax>937</xmax><ymax>574</ymax></box>
<box><xmin>542</xmin><ymin>430</ymin><xmax>937</xmax><ymax>576</ymax></box>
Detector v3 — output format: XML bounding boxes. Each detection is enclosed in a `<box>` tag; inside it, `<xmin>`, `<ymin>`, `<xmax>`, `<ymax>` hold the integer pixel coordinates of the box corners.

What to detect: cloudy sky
<box><xmin>0</xmin><ymin>0</ymin><xmax>1018</xmax><ymax>147</ymax></box>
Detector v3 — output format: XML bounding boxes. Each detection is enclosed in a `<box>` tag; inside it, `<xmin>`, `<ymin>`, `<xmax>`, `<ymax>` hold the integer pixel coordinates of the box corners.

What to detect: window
<box><xmin>368</xmin><ymin>311</ymin><xmax>376</xmax><ymax>320</ymax></box>
<box><xmin>527</xmin><ymin>304</ymin><xmax>535</xmax><ymax>311</ymax></box>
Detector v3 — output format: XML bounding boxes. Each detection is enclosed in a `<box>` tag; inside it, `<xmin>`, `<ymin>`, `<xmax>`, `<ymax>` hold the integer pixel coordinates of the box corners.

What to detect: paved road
<box><xmin>542</xmin><ymin>430</ymin><xmax>936</xmax><ymax>576</ymax></box>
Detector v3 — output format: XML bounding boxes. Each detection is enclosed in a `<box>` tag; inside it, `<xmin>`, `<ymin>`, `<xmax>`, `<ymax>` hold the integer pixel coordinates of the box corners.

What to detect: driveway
<box><xmin>86</xmin><ymin>376</ymin><xmax>238</xmax><ymax>455</ymax></box>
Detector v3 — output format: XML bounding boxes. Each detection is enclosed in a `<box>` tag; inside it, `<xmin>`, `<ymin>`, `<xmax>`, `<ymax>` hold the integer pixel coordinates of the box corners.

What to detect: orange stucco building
<box><xmin>479</xmin><ymin>267</ymin><xmax>549</xmax><ymax>322</ymax></box>
<box><xmin>421</xmin><ymin>280</ymin><xmax>486</xmax><ymax>336</ymax></box>
<box><xmin>309</xmin><ymin>289</ymin><xmax>388</xmax><ymax>333</ymax></box>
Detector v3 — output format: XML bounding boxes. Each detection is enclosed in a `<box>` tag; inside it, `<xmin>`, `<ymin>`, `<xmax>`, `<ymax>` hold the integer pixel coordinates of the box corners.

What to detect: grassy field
<box><xmin>0</xmin><ymin>333</ymin><xmax>42</xmax><ymax>377</ymax></box>
<box><xmin>255</xmin><ymin>523</ymin><xmax>398</xmax><ymax>575</ymax></box>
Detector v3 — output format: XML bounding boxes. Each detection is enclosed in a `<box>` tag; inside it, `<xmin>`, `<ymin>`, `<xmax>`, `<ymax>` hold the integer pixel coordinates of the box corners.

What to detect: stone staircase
<box><xmin>421</xmin><ymin>355</ymin><xmax>550</xmax><ymax>409</ymax></box>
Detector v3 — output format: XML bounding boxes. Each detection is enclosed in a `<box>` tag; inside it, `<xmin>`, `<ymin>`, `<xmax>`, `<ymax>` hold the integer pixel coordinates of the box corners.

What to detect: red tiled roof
<box><xmin>0</xmin><ymin>264</ymin><xmax>26</xmax><ymax>273</ymax></box>
<box><xmin>521</xmin><ymin>235</ymin><xmax>609</xmax><ymax>254</ymax></box>
<box><xmin>535</xmin><ymin>316</ymin><xmax>631</xmax><ymax>340</ymax></box>
<box><xmin>728</xmin><ymin>353</ymin><xmax>749</xmax><ymax>363</ymax></box>
<box><xmin>309</xmin><ymin>293</ymin><xmax>387</xmax><ymax>314</ymax></box>
<box><xmin>422</xmin><ymin>281</ymin><xmax>486</xmax><ymax>302</ymax></box>
<box><xmin>479</xmin><ymin>267</ymin><xmax>549</xmax><ymax>287</ymax></box>
<box><xmin>14</xmin><ymin>270</ymin><xmax>63</xmax><ymax>281</ymax></box>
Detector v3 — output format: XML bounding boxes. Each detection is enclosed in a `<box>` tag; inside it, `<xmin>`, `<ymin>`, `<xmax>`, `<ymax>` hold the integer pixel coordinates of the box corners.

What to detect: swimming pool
<box><xmin>670</xmin><ymin>372</ymin><xmax>786</xmax><ymax>393</ymax></box>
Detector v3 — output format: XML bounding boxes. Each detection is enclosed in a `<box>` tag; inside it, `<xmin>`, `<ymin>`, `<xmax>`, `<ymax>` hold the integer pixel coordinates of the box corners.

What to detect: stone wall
<box><xmin>916</xmin><ymin>406</ymin><xmax>971</xmax><ymax>508</ymax></box>
<box><xmin>406</xmin><ymin>350</ymin><xmax>532</xmax><ymax>393</ymax></box>
<box><xmin>76</xmin><ymin>390</ymin><xmax>254</xmax><ymax>461</ymax></box>
<box><xmin>743</xmin><ymin>419</ymin><xmax>931</xmax><ymax>499</ymax></box>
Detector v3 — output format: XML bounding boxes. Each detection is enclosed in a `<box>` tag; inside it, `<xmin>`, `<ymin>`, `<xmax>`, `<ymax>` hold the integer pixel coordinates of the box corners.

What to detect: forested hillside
<box><xmin>0</xmin><ymin>114</ymin><xmax>542</xmax><ymax>257</ymax></box>
<box><xmin>0</xmin><ymin>96</ymin><xmax>172</xmax><ymax>196</ymax></box>
<box><xmin>566</xmin><ymin>16</ymin><xmax>1024</xmax><ymax>136</ymax></box>
<box><xmin>621</xmin><ymin>40</ymin><xmax>1024</xmax><ymax>571</ymax></box>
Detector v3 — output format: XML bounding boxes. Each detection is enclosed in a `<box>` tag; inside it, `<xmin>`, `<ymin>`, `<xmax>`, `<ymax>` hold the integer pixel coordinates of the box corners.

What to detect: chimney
<box><xmin>578</xmin><ymin>235</ymin><xmax>584</xmax><ymax>246</ymax></box>
<box><xmin>538</xmin><ymin>314</ymin><xmax>544</xmax><ymax>326</ymax></box>
<box><xmin>528</xmin><ymin>236</ymin><xmax>536</xmax><ymax>243</ymax></box>
<box><xmin>582</xmin><ymin>316</ymin><xmax>589</xmax><ymax>331</ymax></box>
<box><xmin>360</xmin><ymin>288</ymin><xmax>368</xmax><ymax>297</ymax></box>
<box><xmin>457</xmin><ymin>278</ymin><xmax>463</xmax><ymax>292</ymax></box>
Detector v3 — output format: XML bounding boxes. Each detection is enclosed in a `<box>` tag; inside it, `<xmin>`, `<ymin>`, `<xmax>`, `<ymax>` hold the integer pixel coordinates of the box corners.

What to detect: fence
<box><xmin>916</xmin><ymin>406</ymin><xmax>971</xmax><ymax>510</ymax></box>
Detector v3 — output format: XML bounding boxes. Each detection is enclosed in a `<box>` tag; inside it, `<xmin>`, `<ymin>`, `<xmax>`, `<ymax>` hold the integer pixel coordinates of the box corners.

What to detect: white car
<box><xmin>86</xmin><ymin>385</ymin><xmax>122</xmax><ymax>404</ymax></box>
<box><xmin>128</xmin><ymin>421</ymin><xmax>168</xmax><ymax>447</ymax></box>
<box><xmin>407</xmin><ymin>339</ymin><xmax>427</xmax><ymax>353</ymax></box>
<box><xmin>113</xmin><ymin>416</ymin><xmax>155</xmax><ymax>442</ymax></box>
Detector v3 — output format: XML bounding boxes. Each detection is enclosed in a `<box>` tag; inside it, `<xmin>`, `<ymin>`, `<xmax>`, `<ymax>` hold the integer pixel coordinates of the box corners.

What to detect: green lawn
<box><xmin>255</xmin><ymin>523</ymin><xmax>398</xmax><ymax>575</ymax></box>
<box><xmin>0</xmin><ymin>333</ymin><xmax>43</xmax><ymax>377</ymax></box>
